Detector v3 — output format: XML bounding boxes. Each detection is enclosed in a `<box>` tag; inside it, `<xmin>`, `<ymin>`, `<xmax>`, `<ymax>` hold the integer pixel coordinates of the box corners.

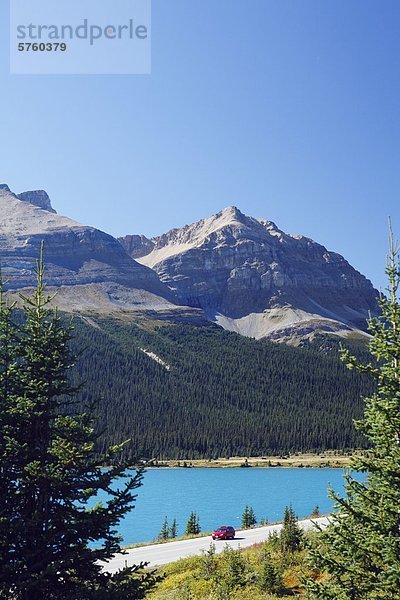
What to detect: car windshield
<box><xmin>216</xmin><ymin>527</ymin><xmax>227</xmax><ymax>531</ymax></box>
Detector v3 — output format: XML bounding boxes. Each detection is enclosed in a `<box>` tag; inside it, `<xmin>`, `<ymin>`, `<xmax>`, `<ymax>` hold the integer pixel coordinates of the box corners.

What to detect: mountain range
<box><xmin>0</xmin><ymin>182</ymin><xmax>378</xmax><ymax>456</ymax></box>
<box><xmin>0</xmin><ymin>184</ymin><xmax>378</xmax><ymax>344</ymax></box>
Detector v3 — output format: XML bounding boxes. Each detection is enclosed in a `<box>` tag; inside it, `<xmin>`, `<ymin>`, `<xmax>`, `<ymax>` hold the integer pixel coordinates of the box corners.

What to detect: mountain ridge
<box><xmin>119</xmin><ymin>205</ymin><xmax>378</xmax><ymax>343</ymax></box>
<box><xmin>0</xmin><ymin>185</ymin><xmax>179</xmax><ymax>310</ymax></box>
<box><xmin>0</xmin><ymin>184</ymin><xmax>378</xmax><ymax>343</ymax></box>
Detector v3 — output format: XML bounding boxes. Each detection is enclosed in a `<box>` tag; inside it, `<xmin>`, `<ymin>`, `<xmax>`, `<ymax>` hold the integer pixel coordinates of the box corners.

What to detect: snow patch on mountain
<box><xmin>139</xmin><ymin>348</ymin><xmax>171</xmax><ymax>371</ymax></box>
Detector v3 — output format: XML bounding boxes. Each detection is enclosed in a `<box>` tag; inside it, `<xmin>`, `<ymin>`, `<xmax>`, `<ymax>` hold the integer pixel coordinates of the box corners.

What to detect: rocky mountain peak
<box><xmin>208</xmin><ymin>205</ymin><xmax>251</xmax><ymax>230</ymax></box>
<box><xmin>17</xmin><ymin>189</ymin><xmax>56</xmax><ymax>213</ymax></box>
<box><xmin>1</xmin><ymin>183</ymin><xmax>379</xmax><ymax>343</ymax></box>
<box><xmin>119</xmin><ymin>207</ymin><xmax>281</xmax><ymax>267</ymax></box>
<box><xmin>0</xmin><ymin>185</ymin><xmax>175</xmax><ymax>309</ymax></box>
<box><xmin>123</xmin><ymin>206</ymin><xmax>379</xmax><ymax>342</ymax></box>
<box><xmin>130</xmin><ymin>207</ymin><xmax>292</xmax><ymax>269</ymax></box>
<box><xmin>219</xmin><ymin>205</ymin><xmax>245</xmax><ymax>219</ymax></box>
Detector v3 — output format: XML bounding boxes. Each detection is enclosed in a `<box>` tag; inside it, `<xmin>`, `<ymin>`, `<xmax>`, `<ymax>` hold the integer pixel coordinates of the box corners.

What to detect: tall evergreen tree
<box><xmin>248</xmin><ymin>506</ymin><xmax>257</xmax><ymax>527</ymax></box>
<box><xmin>280</xmin><ymin>504</ymin><xmax>303</xmax><ymax>554</ymax></box>
<box><xmin>200</xmin><ymin>543</ymin><xmax>216</xmax><ymax>580</ymax></box>
<box><xmin>241</xmin><ymin>505</ymin><xmax>250</xmax><ymax>528</ymax></box>
<box><xmin>258</xmin><ymin>548</ymin><xmax>283</xmax><ymax>593</ymax></box>
<box><xmin>159</xmin><ymin>517</ymin><xmax>169</xmax><ymax>541</ymax></box>
<box><xmin>0</xmin><ymin>251</ymin><xmax>159</xmax><ymax>599</ymax></box>
<box><xmin>222</xmin><ymin>545</ymin><xmax>247</xmax><ymax>588</ymax></box>
<box><xmin>241</xmin><ymin>505</ymin><xmax>256</xmax><ymax>528</ymax></box>
<box><xmin>185</xmin><ymin>511</ymin><xmax>200</xmax><ymax>535</ymax></box>
<box><xmin>308</xmin><ymin>234</ymin><xmax>400</xmax><ymax>599</ymax></box>
<box><xmin>311</xmin><ymin>504</ymin><xmax>320</xmax><ymax>517</ymax></box>
<box><xmin>169</xmin><ymin>518</ymin><xmax>177</xmax><ymax>539</ymax></box>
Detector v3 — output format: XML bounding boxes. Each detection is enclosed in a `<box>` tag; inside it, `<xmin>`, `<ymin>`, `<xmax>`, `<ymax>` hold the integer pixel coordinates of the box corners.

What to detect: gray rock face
<box><xmin>133</xmin><ymin>206</ymin><xmax>378</xmax><ymax>337</ymax></box>
<box><xmin>0</xmin><ymin>186</ymin><xmax>172</xmax><ymax>301</ymax></box>
<box><xmin>0</xmin><ymin>184</ymin><xmax>379</xmax><ymax>342</ymax></box>
<box><xmin>17</xmin><ymin>190</ymin><xmax>56</xmax><ymax>213</ymax></box>
<box><xmin>118</xmin><ymin>234</ymin><xmax>154</xmax><ymax>258</ymax></box>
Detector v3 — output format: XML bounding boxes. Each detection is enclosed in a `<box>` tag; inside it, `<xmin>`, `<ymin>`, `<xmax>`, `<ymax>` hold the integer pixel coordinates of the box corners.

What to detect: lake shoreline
<box><xmin>143</xmin><ymin>452</ymin><xmax>355</xmax><ymax>470</ymax></box>
<box><xmin>94</xmin><ymin>467</ymin><xmax>361</xmax><ymax>546</ymax></box>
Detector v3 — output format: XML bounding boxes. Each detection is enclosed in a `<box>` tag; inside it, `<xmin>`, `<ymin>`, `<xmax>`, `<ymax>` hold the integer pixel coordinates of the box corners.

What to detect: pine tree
<box><xmin>0</xmin><ymin>250</ymin><xmax>159</xmax><ymax>599</ymax></box>
<box><xmin>169</xmin><ymin>518</ymin><xmax>177</xmax><ymax>539</ymax></box>
<box><xmin>159</xmin><ymin>517</ymin><xmax>169</xmax><ymax>541</ymax></box>
<box><xmin>311</xmin><ymin>504</ymin><xmax>320</xmax><ymax>517</ymax></box>
<box><xmin>241</xmin><ymin>505</ymin><xmax>250</xmax><ymax>528</ymax></box>
<box><xmin>185</xmin><ymin>511</ymin><xmax>200</xmax><ymax>535</ymax></box>
<box><xmin>280</xmin><ymin>504</ymin><xmax>303</xmax><ymax>554</ymax></box>
<box><xmin>248</xmin><ymin>506</ymin><xmax>257</xmax><ymax>527</ymax></box>
<box><xmin>258</xmin><ymin>548</ymin><xmax>282</xmax><ymax>593</ymax></box>
<box><xmin>242</xmin><ymin>505</ymin><xmax>257</xmax><ymax>528</ymax></box>
<box><xmin>200</xmin><ymin>542</ymin><xmax>216</xmax><ymax>580</ymax></box>
<box><xmin>223</xmin><ymin>545</ymin><xmax>247</xmax><ymax>588</ymax></box>
<box><xmin>308</xmin><ymin>232</ymin><xmax>400</xmax><ymax>599</ymax></box>
<box><xmin>196</xmin><ymin>513</ymin><xmax>201</xmax><ymax>534</ymax></box>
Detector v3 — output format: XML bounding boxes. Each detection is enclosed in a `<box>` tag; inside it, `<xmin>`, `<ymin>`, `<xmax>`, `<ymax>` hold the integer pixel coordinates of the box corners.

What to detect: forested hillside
<box><xmin>68</xmin><ymin>317</ymin><xmax>374</xmax><ymax>460</ymax></box>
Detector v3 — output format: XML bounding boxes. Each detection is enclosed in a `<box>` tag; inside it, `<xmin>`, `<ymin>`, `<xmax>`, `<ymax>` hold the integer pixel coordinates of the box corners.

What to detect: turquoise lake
<box><xmin>98</xmin><ymin>467</ymin><xmax>360</xmax><ymax>546</ymax></box>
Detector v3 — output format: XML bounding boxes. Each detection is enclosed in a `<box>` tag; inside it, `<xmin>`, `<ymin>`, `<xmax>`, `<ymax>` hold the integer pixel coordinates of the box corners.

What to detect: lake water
<box><xmin>96</xmin><ymin>467</ymin><xmax>360</xmax><ymax>546</ymax></box>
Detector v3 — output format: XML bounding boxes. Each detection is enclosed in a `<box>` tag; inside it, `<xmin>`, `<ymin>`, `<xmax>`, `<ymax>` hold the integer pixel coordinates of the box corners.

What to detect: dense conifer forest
<box><xmin>68</xmin><ymin>317</ymin><xmax>374</xmax><ymax>460</ymax></box>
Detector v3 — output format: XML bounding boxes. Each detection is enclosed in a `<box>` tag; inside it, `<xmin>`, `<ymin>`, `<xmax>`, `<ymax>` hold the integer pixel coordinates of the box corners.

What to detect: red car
<box><xmin>212</xmin><ymin>526</ymin><xmax>235</xmax><ymax>540</ymax></box>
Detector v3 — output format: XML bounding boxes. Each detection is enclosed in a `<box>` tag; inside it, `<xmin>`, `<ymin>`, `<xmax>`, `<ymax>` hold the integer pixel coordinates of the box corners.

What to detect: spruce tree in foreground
<box><xmin>280</xmin><ymin>504</ymin><xmax>303</xmax><ymax>554</ymax></box>
<box><xmin>0</xmin><ymin>253</ymin><xmax>159</xmax><ymax>599</ymax></box>
<box><xmin>223</xmin><ymin>545</ymin><xmax>247</xmax><ymax>589</ymax></box>
<box><xmin>200</xmin><ymin>543</ymin><xmax>216</xmax><ymax>580</ymax></box>
<box><xmin>308</xmin><ymin>234</ymin><xmax>400</xmax><ymax>599</ymax></box>
<box><xmin>258</xmin><ymin>548</ymin><xmax>283</xmax><ymax>593</ymax></box>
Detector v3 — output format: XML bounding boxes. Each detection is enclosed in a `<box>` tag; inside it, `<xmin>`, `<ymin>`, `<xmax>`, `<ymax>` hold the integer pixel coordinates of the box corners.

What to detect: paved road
<box><xmin>102</xmin><ymin>516</ymin><xmax>330</xmax><ymax>574</ymax></box>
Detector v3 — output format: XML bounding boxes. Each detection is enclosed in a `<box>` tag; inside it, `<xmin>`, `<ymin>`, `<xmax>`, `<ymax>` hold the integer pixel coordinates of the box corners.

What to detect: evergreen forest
<box><xmin>67</xmin><ymin>316</ymin><xmax>374</xmax><ymax>460</ymax></box>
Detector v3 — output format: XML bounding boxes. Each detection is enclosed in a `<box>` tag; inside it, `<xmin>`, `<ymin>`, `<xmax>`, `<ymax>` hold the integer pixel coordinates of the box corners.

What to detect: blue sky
<box><xmin>1</xmin><ymin>0</ymin><xmax>400</xmax><ymax>290</ymax></box>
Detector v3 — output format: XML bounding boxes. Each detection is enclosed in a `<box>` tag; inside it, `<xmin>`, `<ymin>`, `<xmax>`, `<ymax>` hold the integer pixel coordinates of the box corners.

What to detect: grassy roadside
<box><xmin>123</xmin><ymin>531</ymin><xmax>213</xmax><ymax>550</ymax></box>
<box><xmin>148</xmin><ymin>529</ymin><xmax>325</xmax><ymax>599</ymax></box>
<box><xmin>145</xmin><ymin>451</ymin><xmax>357</xmax><ymax>470</ymax></box>
<box><xmin>123</xmin><ymin>514</ymin><xmax>327</xmax><ymax>550</ymax></box>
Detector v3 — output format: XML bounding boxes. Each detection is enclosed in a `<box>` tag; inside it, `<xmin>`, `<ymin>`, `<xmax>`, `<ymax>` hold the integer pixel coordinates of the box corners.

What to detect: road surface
<box><xmin>102</xmin><ymin>516</ymin><xmax>330</xmax><ymax>574</ymax></box>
